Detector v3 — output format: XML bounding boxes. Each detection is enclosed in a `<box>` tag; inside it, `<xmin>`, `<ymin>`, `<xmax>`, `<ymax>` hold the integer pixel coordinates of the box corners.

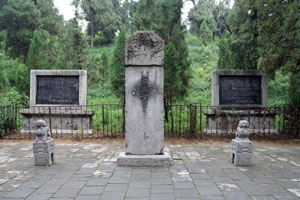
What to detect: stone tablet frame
<box><xmin>212</xmin><ymin>69</ymin><xmax>267</xmax><ymax>107</ymax></box>
<box><xmin>30</xmin><ymin>70</ymin><xmax>87</xmax><ymax>106</ymax></box>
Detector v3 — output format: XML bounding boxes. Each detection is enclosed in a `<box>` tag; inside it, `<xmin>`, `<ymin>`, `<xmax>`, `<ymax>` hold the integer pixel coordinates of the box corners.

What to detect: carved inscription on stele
<box><xmin>125</xmin><ymin>31</ymin><xmax>164</xmax><ymax>66</ymax></box>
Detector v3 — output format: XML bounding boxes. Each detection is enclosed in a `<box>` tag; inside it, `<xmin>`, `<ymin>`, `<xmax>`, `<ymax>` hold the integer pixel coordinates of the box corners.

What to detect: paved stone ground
<box><xmin>0</xmin><ymin>142</ymin><xmax>300</xmax><ymax>200</ymax></box>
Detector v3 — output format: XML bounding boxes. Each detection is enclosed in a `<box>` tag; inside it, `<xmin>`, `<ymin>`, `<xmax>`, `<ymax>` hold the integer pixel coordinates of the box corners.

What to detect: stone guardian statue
<box><xmin>33</xmin><ymin>119</ymin><xmax>55</xmax><ymax>166</ymax></box>
<box><xmin>231</xmin><ymin>120</ymin><xmax>252</xmax><ymax>166</ymax></box>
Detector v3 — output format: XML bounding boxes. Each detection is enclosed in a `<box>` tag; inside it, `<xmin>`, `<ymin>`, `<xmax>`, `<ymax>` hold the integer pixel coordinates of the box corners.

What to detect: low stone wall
<box><xmin>204</xmin><ymin>109</ymin><xmax>278</xmax><ymax>136</ymax></box>
<box><xmin>20</xmin><ymin>108</ymin><xmax>95</xmax><ymax>135</ymax></box>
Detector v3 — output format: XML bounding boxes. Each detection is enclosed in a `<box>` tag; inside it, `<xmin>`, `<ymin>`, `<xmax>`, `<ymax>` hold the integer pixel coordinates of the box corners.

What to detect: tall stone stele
<box><xmin>33</xmin><ymin>119</ymin><xmax>55</xmax><ymax>166</ymax></box>
<box><xmin>117</xmin><ymin>31</ymin><xmax>170</xmax><ymax>167</ymax></box>
<box><xmin>231</xmin><ymin>120</ymin><xmax>252</xmax><ymax>166</ymax></box>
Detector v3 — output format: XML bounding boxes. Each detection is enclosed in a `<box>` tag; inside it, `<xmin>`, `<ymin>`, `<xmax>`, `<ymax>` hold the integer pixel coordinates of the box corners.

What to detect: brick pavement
<box><xmin>0</xmin><ymin>142</ymin><xmax>299</xmax><ymax>200</ymax></box>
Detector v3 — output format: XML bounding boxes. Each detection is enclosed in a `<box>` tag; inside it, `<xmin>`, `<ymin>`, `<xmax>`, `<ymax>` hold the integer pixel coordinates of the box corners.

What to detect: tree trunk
<box><xmin>91</xmin><ymin>18</ymin><xmax>94</xmax><ymax>47</ymax></box>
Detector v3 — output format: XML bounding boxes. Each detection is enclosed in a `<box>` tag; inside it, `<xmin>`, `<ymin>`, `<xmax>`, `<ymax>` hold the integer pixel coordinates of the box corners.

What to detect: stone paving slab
<box><xmin>0</xmin><ymin>142</ymin><xmax>300</xmax><ymax>200</ymax></box>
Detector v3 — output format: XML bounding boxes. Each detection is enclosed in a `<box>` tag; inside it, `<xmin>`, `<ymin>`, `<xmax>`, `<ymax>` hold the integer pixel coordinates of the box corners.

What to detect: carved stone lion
<box><xmin>236</xmin><ymin>120</ymin><xmax>250</xmax><ymax>141</ymax></box>
<box><xmin>35</xmin><ymin>119</ymin><xmax>51</xmax><ymax>142</ymax></box>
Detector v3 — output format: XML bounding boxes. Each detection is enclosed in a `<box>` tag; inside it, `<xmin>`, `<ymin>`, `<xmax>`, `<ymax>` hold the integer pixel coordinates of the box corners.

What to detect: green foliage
<box><xmin>199</xmin><ymin>20</ymin><xmax>213</xmax><ymax>45</ymax></box>
<box><xmin>0</xmin><ymin>88</ymin><xmax>27</xmax><ymax>136</ymax></box>
<box><xmin>257</xmin><ymin>0</ymin><xmax>300</xmax><ymax>76</ymax></box>
<box><xmin>217</xmin><ymin>33</ymin><xmax>233</xmax><ymax>69</ymax></box>
<box><xmin>0</xmin><ymin>30</ymin><xmax>7</xmax><ymax>53</ymax></box>
<box><xmin>0</xmin><ymin>88</ymin><xmax>29</xmax><ymax>106</ymax></box>
<box><xmin>228</xmin><ymin>0</ymin><xmax>260</xmax><ymax>69</ymax></box>
<box><xmin>164</xmin><ymin>42</ymin><xmax>180</xmax><ymax>104</ymax></box>
<box><xmin>288</xmin><ymin>73</ymin><xmax>300</xmax><ymax>106</ymax></box>
<box><xmin>188</xmin><ymin>0</ymin><xmax>232</xmax><ymax>39</ymax></box>
<box><xmin>37</xmin><ymin>0</ymin><xmax>63</xmax><ymax>35</ymax></box>
<box><xmin>110</xmin><ymin>29</ymin><xmax>126</xmax><ymax>101</ymax></box>
<box><xmin>185</xmin><ymin>34</ymin><xmax>218</xmax><ymax>105</ymax></box>
<box><xmin>268</xmin><ymin>71</ymin><xmax>290</xmax><ymax>106</ymax></box>
<box><xmin>188</xmin><ymin>0</ymin><xmax>217</xmax><ymax>37</ymax></box>
<box><xmin>0</xmin><ymin>0</ymin><xmax>40</xmax><ymax>59</ymax></box>
<box><xmin>80</xmin><ymin>0</ymin><xmax>122</xmax><ymax>46</ymax></box>
<box><xmin>133</xmin><ymin>0</ymin><xmax>191</xmax><ymax>105</ymax></box>
<box><xmin>133</xmin><ymin>0</ymin><xmax>156</xmax><ymax>30</ymax></box>
<box><xmin>27</xmin><ymin>30</ymin><xmax>47</xmax><ymax>69</ymax></box>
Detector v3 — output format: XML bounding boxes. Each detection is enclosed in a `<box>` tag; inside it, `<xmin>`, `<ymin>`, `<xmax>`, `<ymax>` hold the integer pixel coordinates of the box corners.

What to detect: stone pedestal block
<box><xmin>20</xmin><ymin>108</ymin><xmax>95</xmax><ymax>135</ymax></box>
<box><xmin>231</xmin><ymin>139</ymin><xmax>252</xmax><ymax>166</ymax></box>
<box><xmin>117</xmin><ymin>152</ymin><xmax>170</xmax><ymax>167</ymax></box>
<box><xmin>204</xmin><ymin>109</ymin><xmax>278</xmax><ymax>136</ymax></box>
<box><xmin>33</xmin><ymin>139</ymin><xmax>55</xmax><ymax>166</ymax></box>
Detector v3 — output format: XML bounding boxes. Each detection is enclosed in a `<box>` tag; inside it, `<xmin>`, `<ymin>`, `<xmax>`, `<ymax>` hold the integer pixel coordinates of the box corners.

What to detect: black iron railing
<box><xmin>1</xmin><ymin>104</ymin><xmax>299</xmax><ymax>139</ymax></box>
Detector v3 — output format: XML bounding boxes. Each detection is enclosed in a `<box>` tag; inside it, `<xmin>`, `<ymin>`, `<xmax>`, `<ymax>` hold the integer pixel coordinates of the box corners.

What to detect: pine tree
<box><xmin>199</xmin><ymin>20</ymin><xmax>213</xmax><ymax>46</ymax></box>
<box><xmin>110</xmin><ymin>29</ymin><xmax>126</xmax><ymax>101</ymax></box>
<box><xmin>218</xmin><ymin>34</ymin><xmax>233</xmax><ymax>69</ymax></box>
<box><xmin>27</xmin><ymin>30</ymin><xmax>46</xmax><ymax>70</ymax></box>
<box><xmin>81</xmin><ymin>0</ymin><xmax>122</xmax><ymax>46</ymax></box>
<box><xmin>164</xmin><ymin>42</ymin><xmax>180</xmax><ymax>105</ymax></box>
<box><xmin>0</xmin><ymin>0</ymin><xmax>40</xmax><ymax>60</ymax></box>
<box><xmin>133</xmin><ymin>0</ymin><xmax>191</xmax><ymax>105</ymax></box>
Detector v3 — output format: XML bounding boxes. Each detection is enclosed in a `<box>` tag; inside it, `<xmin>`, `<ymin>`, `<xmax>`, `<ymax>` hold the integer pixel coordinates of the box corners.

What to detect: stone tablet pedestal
<box><xmin>33</xmin><ymin>120</ymin><xmax>55</xmax><ymax>166</ymax></box>
<box><xmin>117</xmin><ymin>31</ymin><xmax>170</xmax><ymax>167</ymax></box>
<box><xmin>231</xmin><ymin>120</ymin><xmax>252</xmax><ymax>166</ymax></box>
<box><xmin>204</xmin><ymin>69</ymin><xmax>278</xmax><ymax>136</ymax></box>
<box><xmin>20</xmin><ymin>70</ymin><xmax>95</xmax><ymax>136</ymax></box>
<box><xmin>34</xmin><ymin>139</ymin><xmax>55</xmax><ymax>166</ymax></box>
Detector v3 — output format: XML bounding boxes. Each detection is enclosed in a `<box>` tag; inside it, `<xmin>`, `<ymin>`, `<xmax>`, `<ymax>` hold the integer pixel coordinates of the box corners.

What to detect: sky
<box><xmin>53</xmin><ymin>0</ymin><xmax>194</xmax><ymax>29</ymax></box>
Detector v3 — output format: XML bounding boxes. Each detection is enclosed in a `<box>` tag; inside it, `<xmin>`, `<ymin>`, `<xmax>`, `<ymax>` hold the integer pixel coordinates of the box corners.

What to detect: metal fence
<box><xmin>0</xmin><ymin>104</ymin><xmax>18</xmax><ymax>137</ymax></box>
<box><xmin>1</xmin><ymin>104</ymin><xmax>299</xmax><ymax>139</ymax></box>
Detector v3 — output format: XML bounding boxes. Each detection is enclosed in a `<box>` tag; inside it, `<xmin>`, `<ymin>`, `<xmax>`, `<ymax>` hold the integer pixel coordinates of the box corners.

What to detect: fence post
<box><xmin>48</xmin><ymin>106</ymin><xmax>52</xmax><ymax>136</ymax></box>
<box><xmin>189</xmin><ymin>103</ymin><xmax>197</xmax><ymax>138</ymax></box>
<box><xmin>102</xmin><ymin>105</ymin><xmax>105</xmax><ymax>136</ymax></box>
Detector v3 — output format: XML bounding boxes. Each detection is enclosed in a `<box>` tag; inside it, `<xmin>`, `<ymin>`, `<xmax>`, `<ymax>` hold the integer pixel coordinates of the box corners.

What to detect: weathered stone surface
<box><xmin>20</xmin><ymin>108</ymin><xmax>95</xmax><ymax>135</ymax></box>
<box><xmin>204</xmin><ymin>109</ymin><xmax>278</xmax><ymax>136</ymax></box>
<box><xmin>125</xmin><ymin>31</ymin><xmax>164</xmax><ymax>66</ymax></box>
<box><xmin>20</xmin><ymin>70</ymin><xmax>95</xmax><ymax>135</ymax></box>
<box><xmin>125</xmin><ymin>67</ymin><xmax>164</xmax><ymax>155</ymax></box>
<box><xmin>231</xmin><ymin>120</ymin><xmax>252</xmax><ymax>166</ymax></box>
<box><xmin>30</xmin><ymin>70</ymin><xmax>87</xmax><ymax>107</ymax></box>
<box><xmin>211</xmin><ymin>69</ymin><xmax>268</xmax><ymax>107</ymax></box>
<box><xmin>1</xmin><ymin>142</ymin><xmax>300</xmax><ymax>199</ymax></box>
<box><xmin>118</xmin><ymin>31</ymin><xmax>170</xmax><ymax>166</ymax></box>
<box><xmin>205</xmin><ymin>69</ymin><xmax>277</xmax><ymax>136</ymax></box>
<box><xmin>33</xmin><ymin>120</ymin><xmax>55</xmax><ymax>166</ymax></box>
<box><xmin>117</xmin><ymin>152</ymin><xmax>170</xmax><ymax>167</ymax></box>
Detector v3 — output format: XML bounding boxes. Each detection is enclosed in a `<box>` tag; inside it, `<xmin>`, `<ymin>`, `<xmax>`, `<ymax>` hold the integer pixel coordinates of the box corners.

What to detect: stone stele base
<box><xmin>20</xmin><ymin>107</ymin><xmax>95</xmax><ymax>136</ymax></box>
<box><xmin>117</xmin><ymin>152</ymin><xmax>171</xmax><ymax>167</ymax></box>
<box><xmin>231</xmin><ymin>139</ymin><xmax>252</xmax><ymax>166</ymax></box>
<box><xmin>33</xmin><ymin>138</ymin><xmax>55</xmax><ymax>166</ymax></box>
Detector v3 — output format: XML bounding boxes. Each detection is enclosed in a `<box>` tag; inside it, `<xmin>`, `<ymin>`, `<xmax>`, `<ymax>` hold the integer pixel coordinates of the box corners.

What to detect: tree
<box><xmin>0</xmin><ymin>0</ymin><xmax>40</xmax><ymax>60</ymax></box>
<box><xmin>27</xmin><ymin>30</ymin><xmax>47</xmax><ymax>70</ymax></box>
<box><xmin>80</xmin><ymin>0</ymin><xmax>122</xmax><ymax>46</ymax></box>
<box><xmin>164</xmin><ymin>42</ymin><xmax>180</xmax><ymax>105</ymax></box>
<box><xmin>133</xmin><ymin>0</ymin><xmax>191</xmax><ymax>106</ymax></box>
<box><xmin>217</xmin><ymin>33</ymin><xmax>233</xmax><ymax>69</ymax></box>
<box><xmin>61</xmin><ymin>1</ymin><xmax>87</xmax><ymax>69</ymax></box>
<box><xmin>36</xmin><ymin>0</ymin><xmax>63</xmax><ymax>36</ymax></box>
<box><xmin>188</xmin><ymin>0</ymin><xmax>218</xmax><ymax>38</ymax></box>
<box><xmin>120</xmin><ymin>0</ymin><xmax>138</xmax><ymax>33</ymax></box>
<box><xmin>256</xmin><ymin>0</ymin><xmax>300</xmax><ymax>77</ymax></box>
<box><xmin>110</xmin><ymin>29</ymin><xmax>126</xmax><ymax>101</ymax></box>
<box><xmin>133</xmin><ymin>0</ymin><xmax>157</xmax><ymax>30</ymax></box>
<box><xmin>199</xmin><ymin>20</ymin><xmax>213</xmax><ymax>45</ymax></box>
<box><xmin>227</xmin><ymin>0</ymin><xmax>260</xmax><ymax>69</ymax></box>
